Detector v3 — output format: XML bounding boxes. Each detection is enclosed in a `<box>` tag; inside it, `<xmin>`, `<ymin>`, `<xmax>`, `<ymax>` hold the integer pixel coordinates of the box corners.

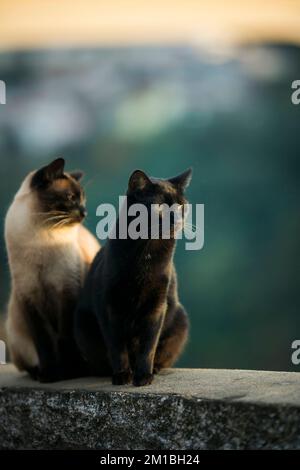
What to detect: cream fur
<box><xmin>5</xmin><ymin>172</ymin><xmax>100</xmax><ymax>370</ymax></box>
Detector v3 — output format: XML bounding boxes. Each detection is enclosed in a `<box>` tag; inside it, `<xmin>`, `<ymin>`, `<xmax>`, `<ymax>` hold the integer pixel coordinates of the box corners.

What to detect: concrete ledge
<box><xmin>0</xmin><ymin>365</ymin><xmax>300</xmax><ymax>449</ymax></box>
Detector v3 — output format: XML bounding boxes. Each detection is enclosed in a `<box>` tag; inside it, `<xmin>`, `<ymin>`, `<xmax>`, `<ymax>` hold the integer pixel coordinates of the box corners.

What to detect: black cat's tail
<box><xmin>154</xmin><ymin>304</ymin><xmax>189</xmax><ymax>372</ymax></box>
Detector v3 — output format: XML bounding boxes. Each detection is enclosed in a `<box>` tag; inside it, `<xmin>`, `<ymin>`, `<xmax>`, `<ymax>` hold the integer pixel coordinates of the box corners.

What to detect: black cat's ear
<box><xmin>168</xmin><ymin>168</ymin><xmax>192</xmax><ymax>191</ymax></box>
<box><xmin>70</xmin><ymin>170</ymin><xmax>84</xmax><ymax>181</ymax></box>
<box><xmin>128</xmin><ymin>170</ymin><xmax>152</xmax><ymax>191</ymax></box>
<box><xmin>31</xmin><ymin>158</ymin><xmax>65</xmax><ymax>188</ymax></box>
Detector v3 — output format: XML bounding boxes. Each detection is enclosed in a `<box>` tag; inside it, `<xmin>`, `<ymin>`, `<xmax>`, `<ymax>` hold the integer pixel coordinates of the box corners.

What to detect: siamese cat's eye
<box><xmin>67</xmin><ymin>193</ymin><xmax>76</xmax><ymax>202</ymax></box>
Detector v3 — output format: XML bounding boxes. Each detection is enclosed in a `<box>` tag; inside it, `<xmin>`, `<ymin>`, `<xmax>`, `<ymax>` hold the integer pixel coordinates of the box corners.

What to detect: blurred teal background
<box><xmin>0</xmin><ymin>44</ymin><xmax>299</xmax><ymax>371</ymax></box>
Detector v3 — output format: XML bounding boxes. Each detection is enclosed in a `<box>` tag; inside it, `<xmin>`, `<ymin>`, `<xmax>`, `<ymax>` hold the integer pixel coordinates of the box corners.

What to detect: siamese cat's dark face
<box><xmin>31</xmin><ymin>158</ymin><xmax>86</xmax><ymax>227</ymax></box>
<box><xmin>127</xmin><ymin>168</ymin><xmax>192</xmax><ymax>237</ymax></box>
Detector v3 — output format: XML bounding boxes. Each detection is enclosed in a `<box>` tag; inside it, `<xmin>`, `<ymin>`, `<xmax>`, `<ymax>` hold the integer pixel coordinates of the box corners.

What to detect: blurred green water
<box><xmin>0</xmin><ymin>44</ymin><xmax>299</xmax><ymax>371</ymax></box>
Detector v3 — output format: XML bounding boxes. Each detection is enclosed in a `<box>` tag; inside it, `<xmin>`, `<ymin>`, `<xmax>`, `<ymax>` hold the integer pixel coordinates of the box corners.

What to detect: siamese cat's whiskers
<box><xmin>33</xmin><ymin>211</ymin><xmax>69</xmax><ymax>216</ymax></box>
<box><xmin>34</xmin><ymin>212</ymin><xmax>70</xmax><ymax>226</ymax></box>
<box><xmin>40</xmin><ymin>215</ymin><xmax>69</xmax><ymax>228</ymax></box>
<box><xmin>50</xmin><ymin>218</ymin><xmax>71</xmax><ymax>231</ymax></box>
<box><xmin>59</xmin><ymin>218</ymin><xmax>73</xmax><ymax>229</ymax></box>
<box><xmin>42</xmin><ymin>214</ymin><xmax>67</xmax><ymax>222</ymax></box>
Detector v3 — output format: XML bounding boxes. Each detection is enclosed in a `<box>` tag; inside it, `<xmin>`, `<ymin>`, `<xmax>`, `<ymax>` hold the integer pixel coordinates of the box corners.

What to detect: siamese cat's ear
<box><xmin>31</xmin><ymin>158</ymin><xmax>65</xmax><ymax>188</ymax></box>
<box><xmin>45</xmin><ymin>158</ymin><xmax>65</xmax><ymax>180</ymax></box>
<box><xmin>70</xmin><ymin>170</ymin><xmax>84</xmax><ymax>181</ymax></box>
<box><xmin>128</xmin><ymin>170</ymin><xmax>152</xmax><ymax>191</ymax></box>
<box><xmin>168</xmin><ymin>168</ymin><xmax>192</xmax><ymax>191</ymax></box>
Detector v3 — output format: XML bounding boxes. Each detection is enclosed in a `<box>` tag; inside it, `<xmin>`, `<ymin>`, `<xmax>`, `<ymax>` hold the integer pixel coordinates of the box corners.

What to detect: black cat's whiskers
<box><xmin>82</xmin><ymin>178</ymin><xmax>94</xmax><ymax>190</ymax></box>
<box><xmin>183</xmin><ymin>222</ymin><xmax>198</xmax><ymax>233</ymax></box>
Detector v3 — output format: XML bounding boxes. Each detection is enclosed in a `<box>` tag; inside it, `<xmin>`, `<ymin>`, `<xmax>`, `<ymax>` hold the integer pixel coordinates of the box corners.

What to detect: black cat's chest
<box><xmin>130</xmin><ymin>250</ymin><xmax>165</xmax><ymax>285</ymax></box>
<box><xmin>104</xmin><ymin>238</ymin><xmax>175</xmax><ymax>318</ymax></box>
<box><xmin>109</xmin><ymin>256</ymin><xmax>170</xmax><ymax>317</ymax></box>
<box><xmin>111</xmin><ymin>257</ymin><xmax>152</xmax><ymax>302</ymax></box>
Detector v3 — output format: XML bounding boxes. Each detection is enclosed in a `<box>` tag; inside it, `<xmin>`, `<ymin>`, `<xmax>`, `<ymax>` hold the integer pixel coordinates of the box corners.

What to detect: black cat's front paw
<box><xmin>133</xmin><ymin>372</ymin><xmax>154</xmax><ymax>387</ymax></box>
<box><xmin>38</xmin><ymin>365</ymin><xmax>63</xmax><ymax>383</ymax></box>
<box><xmin>112</xmin><ymin>369</ymin><xmax>132</xmax><ymax>385</ymax></box>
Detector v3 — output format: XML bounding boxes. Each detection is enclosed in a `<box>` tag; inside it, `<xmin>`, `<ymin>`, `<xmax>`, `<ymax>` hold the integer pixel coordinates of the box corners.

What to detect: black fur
<box><xmin>75</xmin><ymin>169</ymin><xmax>191</xmax><ymax>386</ymax></box>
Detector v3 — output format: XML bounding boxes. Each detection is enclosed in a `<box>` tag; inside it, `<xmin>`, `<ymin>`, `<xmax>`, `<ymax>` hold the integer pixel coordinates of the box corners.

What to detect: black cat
<box><xmin>75</xmin><ymin>169</ymin><xmax>191</xmax><ymax>386</ymax></box>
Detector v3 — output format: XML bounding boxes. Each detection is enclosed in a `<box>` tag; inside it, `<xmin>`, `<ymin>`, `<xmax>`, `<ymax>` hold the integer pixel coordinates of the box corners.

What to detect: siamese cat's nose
<box><xmin>73</xmin><ymin>206</ymin><xmax>87</xmax><ymax>219</ymax></box>
<box><xmin>79</xmin><ymin>206</ymin><xmax>87</xmax><ymax>218</ymax></box>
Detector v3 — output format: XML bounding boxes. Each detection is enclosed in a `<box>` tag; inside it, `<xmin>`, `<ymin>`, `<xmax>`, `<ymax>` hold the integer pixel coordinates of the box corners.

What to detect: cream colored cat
<box><xmin>5</xmin><ymin>158</ymin><xmax>100</xmax><ymax>381</ymax></box>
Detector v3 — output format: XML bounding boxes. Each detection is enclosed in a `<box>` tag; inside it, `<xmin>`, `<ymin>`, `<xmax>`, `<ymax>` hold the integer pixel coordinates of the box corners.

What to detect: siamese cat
<box><xmin>5</xmin><ymin>158</ymin><xmax>100</xmax><ymax>382</ymax></box>
<box><xmin>75</xmin><ymin>169</ymin><xmax>191</xmax><ymax>386</ymax></box>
